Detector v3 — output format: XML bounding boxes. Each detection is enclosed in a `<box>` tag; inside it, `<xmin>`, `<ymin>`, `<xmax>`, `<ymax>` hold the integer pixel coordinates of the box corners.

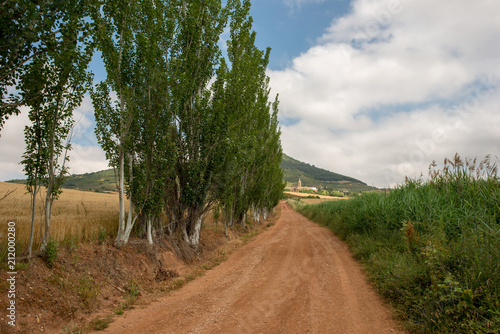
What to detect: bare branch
<box><xmin>0</xmin><ymin>187</ymin><xmax>17</xmax><ymax>201</ymax></box>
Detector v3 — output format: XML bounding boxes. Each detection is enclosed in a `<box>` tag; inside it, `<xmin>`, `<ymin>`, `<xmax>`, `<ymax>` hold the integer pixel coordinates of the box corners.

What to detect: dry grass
<box><xmin>299</xmin><ymin>198</ymin><xmax>344</xmax><ymax>205</ymax></box>
<box><xmin>0</xmin><ymin>182</ymin><xmax>122</xmax><ymax>255</ymax></box>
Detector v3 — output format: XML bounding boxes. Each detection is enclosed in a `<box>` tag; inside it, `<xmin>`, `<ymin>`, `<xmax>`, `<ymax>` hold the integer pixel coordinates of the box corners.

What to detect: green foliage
<box><xmin>15</xmin><ymin>0</ymin><xmax>96</xmax><ymax>254</ymax></box>
<box><xmin>211</xmin><ymin>1</ymin><xmax>285</xmax><ymax>232</ymax></box>
<box><xmin>43</xmin><ymin>239</ymin><xmax>59</xmax><ymax>268</ymax></box>
<box><xmin>126</xmin><ymin>279</ymin><xmax>141</xmax><ymax>298</ymax></box>
<box><xmin>0</xmin><ymin>0</ymin><xmax>97</xmax><ymax>130</ymax></box>
<box><xmin>328</xmin><ymin>190</ymin><xmax>345</xmax><ymax>197</ymax></box>
<box><xmin>298</xmin><ymin>155</ymin><xmax>500</xmax><ymax>333</ymax></box>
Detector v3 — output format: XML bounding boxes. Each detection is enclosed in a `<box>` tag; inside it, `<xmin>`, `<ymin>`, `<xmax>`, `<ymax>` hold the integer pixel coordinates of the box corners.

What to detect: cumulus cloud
<box><xmin>271</xmin><ymin>0</ymin><xmax>500</xmax><ymax>187</ymax></box>
<box><xmin>68</xmin><ymin>143</ymin><xmax>109</xmax><ymax>175</ymax></box>
<box><xmin>0</xmin><ymin>94</ymin><xmax>108</xmax><ymax>181</ymax></box>
<box><xmin>0</xmin><ymin>108</ymin><xmax>30</xmax><ymax>181</ymax></box>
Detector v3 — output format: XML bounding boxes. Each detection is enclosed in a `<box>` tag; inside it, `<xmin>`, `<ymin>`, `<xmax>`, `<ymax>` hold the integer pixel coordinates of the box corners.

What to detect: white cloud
<box><xmin>0</xmin><ymin>94</ymin><xmax>108</xmax><ymax>181</ymax></box>
<box><xmin>283</xmin><ymin>0</ymin><xmax>328</xmax><ymax>12</ymax></box>
<box><xmin>68</xmin><ymin>144</ymin><xmax>109</xmax><ymax>175</ymax></box>
<box><xmin>271</xmin><ymin>0</ymin><xmax>500</xmax><ymax>187</ymax></box>
<box><xmin>72</xmin><ymin>95</ymin><xmax>95</xmax><ymax>142</ymax></box>
<box><xmin>0</xmin><ymin>108</ymin><xmax>30</xmax><ymax>181</ymax></box>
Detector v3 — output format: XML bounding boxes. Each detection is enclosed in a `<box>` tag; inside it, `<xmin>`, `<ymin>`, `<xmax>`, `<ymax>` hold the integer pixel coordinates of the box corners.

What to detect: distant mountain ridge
<box><xmin>7</xmin><ymin>154</ymin><xmax>377</xmax><ymax>193</ymax></box>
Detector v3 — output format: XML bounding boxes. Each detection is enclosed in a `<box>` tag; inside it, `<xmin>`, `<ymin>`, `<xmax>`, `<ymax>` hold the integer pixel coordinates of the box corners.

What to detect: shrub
<box><xmin>43</xmin><ymin>239</ymin><xmax>59</xmax><ymax>268</ymax></box>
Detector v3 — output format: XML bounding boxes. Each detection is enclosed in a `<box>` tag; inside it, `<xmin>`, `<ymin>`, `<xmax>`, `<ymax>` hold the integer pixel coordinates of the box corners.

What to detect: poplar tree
<box><xmin>215</xmin><ymin>0</ymin><xmax>284</xmax><ymax>229</ymax></box>
<box><xmin>165</xmin><ymin>0</ymin><xmax>231</xmax><ymax>249</ymax></box>
<box><xmin>20</xmin><ymin>0</ymin><xmax>94</xmax><ymax>253</ymax></box>
<box><xmin>91</xmin><ymin>0</ymin><xmax>140</xmax><ymax>248</ymax></box>
<box><xmin>128</xmin><ymin>0</ymin><xmax>176</xmax><ymax>245</ymax></box>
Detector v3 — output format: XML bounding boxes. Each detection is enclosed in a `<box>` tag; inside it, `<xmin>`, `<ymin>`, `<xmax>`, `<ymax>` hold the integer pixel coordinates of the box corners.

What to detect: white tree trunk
<box><xmin>147</xmin><ymin>217</ymin><xmax>153</xmax><ymax>245</ymax></box>
<box><xmin>116</xmin><ymin>156</ymin><xmax>136</xmax><ymax>247</ymax></box>
<box><xmin>41</xmin><ymin>182</ymin><xmax>53</xmax><ymax>251</ymax></box>
<box><xmin>115</xmin><ymin>151</ymin><xmax>126</xmax><ymax>247</ymax></box>
<box><xmin>188</xmin><ymin>215</ymin><xmax>203</xmax><ymax>249</ymax></box>
<box><xmin>261</xmin><ymin>207</ymin><xmax>269</xmax><ymax>220</ymax></box>
<box><xmin>28</xmin><ymin>187</ymin><xmax>39</xmax><ymax>257</ymax></box>
<box><xmin>121</xmin><ymin>214</ymin><xmax>137</xmax><ymax>244</ymax></box>
<box><xmin>252</xmin><ymin>204</ymin><xmax>260</xmax><ymax>223</ymax></box>
<box><xmin>240</xmin><ymin>212</ymin><xmax>247</xmax><ymax>228</ymax></box>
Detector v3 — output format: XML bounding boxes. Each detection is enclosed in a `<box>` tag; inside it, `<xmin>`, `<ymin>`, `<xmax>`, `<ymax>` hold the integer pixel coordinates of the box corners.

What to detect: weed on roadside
<box><xmin>90</xmin><ymin>315</ymin><xmax>112</xmax><ymax>331</ymax></box>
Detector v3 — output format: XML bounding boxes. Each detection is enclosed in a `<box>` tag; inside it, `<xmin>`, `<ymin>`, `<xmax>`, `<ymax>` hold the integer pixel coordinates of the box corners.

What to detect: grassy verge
<box><xmin>294</xmin><ymin>155</ymin><xmax>500</xmax><ymax>333</ymax></box>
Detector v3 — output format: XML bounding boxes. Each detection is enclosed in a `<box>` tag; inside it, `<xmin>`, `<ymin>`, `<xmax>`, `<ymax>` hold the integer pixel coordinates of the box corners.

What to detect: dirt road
<box><xmin>101</xmin><ymin>202</ymin><xmax>403</xmax><ymax>334</ymax></box>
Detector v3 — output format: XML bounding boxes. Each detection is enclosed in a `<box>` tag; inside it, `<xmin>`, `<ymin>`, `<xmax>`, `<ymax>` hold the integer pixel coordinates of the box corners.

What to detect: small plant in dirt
<box><xmin>114</xmin><ymin>306</ymin><xmax>125</xmax><ymax>315</ymax></box>
<box><xmin>114</xmin><ymin>279</ymin><xmax>142</xmax><ymax>315</ymax></box>
<box><xmin>77</xmin><ymin>274</ymin><xmax>99</xmax><ymax>307</ymax></box>
<box><xmin>43</xmin><ymin>239</ymin><xmax>59</xmax><ymax>268</ymax></box>
<box><xmin>63</xmin><ymin>323</ymin><xmax>84</xmax><ymax>334</ymax></box>
<box><xmin>98</xmin><ymin>226</ymin><xmax>107</xmax><ymax>244</ymax></box>
<box><xmin>126</xmin><ymin>279</ymin><xmax>141</xmax><ymax>298</ymax></box>
<box><xmin>90</xmin><ymin>316</ymin><xmax>112</xmax><ymax>331</ymax></box>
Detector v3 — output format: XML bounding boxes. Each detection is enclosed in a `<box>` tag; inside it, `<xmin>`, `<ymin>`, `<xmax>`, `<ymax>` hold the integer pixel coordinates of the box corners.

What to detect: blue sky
<box><xmin>250</xmin><ymin>0</ymin><xmax>351</xmax><ymax>70</ymax></box>
<box><xmin>1</xmin><ymin>0</ymin><xmax>500</xmax><ymax>187</ymax></box>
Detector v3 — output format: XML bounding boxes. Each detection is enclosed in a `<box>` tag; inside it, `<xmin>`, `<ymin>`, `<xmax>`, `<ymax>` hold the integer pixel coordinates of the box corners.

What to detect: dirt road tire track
<box><xmin>100</xmin><ymin>202</ymin><xmax>403</xmax><ymax>334</ymax></box>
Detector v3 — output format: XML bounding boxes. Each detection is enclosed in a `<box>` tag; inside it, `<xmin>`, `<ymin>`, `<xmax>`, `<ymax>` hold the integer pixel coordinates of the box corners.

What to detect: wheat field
<box><xmin>0</xmin><ymin>182</ymin><xmax>122</xmax><ymax>254</ymax></box>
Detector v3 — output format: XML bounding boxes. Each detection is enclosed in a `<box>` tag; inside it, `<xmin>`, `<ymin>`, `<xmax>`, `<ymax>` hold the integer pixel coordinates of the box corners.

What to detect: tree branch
<box><xmin>0</xmin><ymin>188</ymin><xmax>17</xmax><ymax>202</ymax></box>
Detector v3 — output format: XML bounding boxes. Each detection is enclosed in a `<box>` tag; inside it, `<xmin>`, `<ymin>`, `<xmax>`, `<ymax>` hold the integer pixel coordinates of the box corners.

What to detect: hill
<box><xmin>7</xmin><ymin>154</ymin><xmax>377</xmax><ymax>193</ymax></box>
<box><xmin>7</xmin><ymin>169</ymin><xmax>117</xmax><ymax>193</ymax></box>
<box><xmin>281</xmin><ymin>154</ymin><xmax>377</xmax><ymax>193</ymax></box>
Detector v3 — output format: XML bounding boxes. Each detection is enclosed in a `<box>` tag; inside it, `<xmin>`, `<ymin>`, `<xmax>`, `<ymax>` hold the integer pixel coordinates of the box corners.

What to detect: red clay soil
<box><xmin>100</xmin><ymin>202</ymin><xmax>404</xmax><ymax>334</ymax></box>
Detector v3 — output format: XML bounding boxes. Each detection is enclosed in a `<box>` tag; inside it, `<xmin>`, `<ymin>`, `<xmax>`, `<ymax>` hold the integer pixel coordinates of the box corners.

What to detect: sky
<box><xmin>1</xmin><ymin>0</ymin><xmax>500</xmax><ymax>188</ymax></box>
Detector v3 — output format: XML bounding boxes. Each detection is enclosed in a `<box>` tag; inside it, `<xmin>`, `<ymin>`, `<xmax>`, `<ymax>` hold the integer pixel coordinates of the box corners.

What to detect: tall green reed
<box><xmin>297</xmin><ymin>154</ymin><xmax>500</xmax><ymax>333</ymax></box>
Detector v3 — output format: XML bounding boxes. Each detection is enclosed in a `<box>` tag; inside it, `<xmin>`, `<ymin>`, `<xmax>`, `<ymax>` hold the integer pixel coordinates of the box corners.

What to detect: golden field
<box><xmin>283</xmin><ymin>191</ymin><xmax>348</xmax><ymax>204</ymax></box>
<box><xmin>0</xmin><ymin>182</ymin><xmax>122</xmax><ymax>254</ymax></box>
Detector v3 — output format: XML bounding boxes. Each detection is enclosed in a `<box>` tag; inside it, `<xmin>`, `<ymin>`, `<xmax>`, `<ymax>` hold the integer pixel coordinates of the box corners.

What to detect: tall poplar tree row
<box><xmin>91</xmin><ymin>0</ymin><xmax>285</xmax><ymax>250</ymax></box>
<box><xmin>214</xmin><ymin>0</ymin><xmax>285</xmax><ymax>231</ymax></box>
<box><xmin>4</xmin><ymin>0</ymin><xmax>284</xmax><ymax>253</ymax></box>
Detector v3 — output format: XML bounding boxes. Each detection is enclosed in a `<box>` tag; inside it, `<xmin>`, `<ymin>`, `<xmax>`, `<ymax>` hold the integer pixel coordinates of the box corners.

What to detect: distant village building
<box><xmin>291</xmin><ymin>178</ymin><xmax>317</xmax><ymax>192</ymax></box>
